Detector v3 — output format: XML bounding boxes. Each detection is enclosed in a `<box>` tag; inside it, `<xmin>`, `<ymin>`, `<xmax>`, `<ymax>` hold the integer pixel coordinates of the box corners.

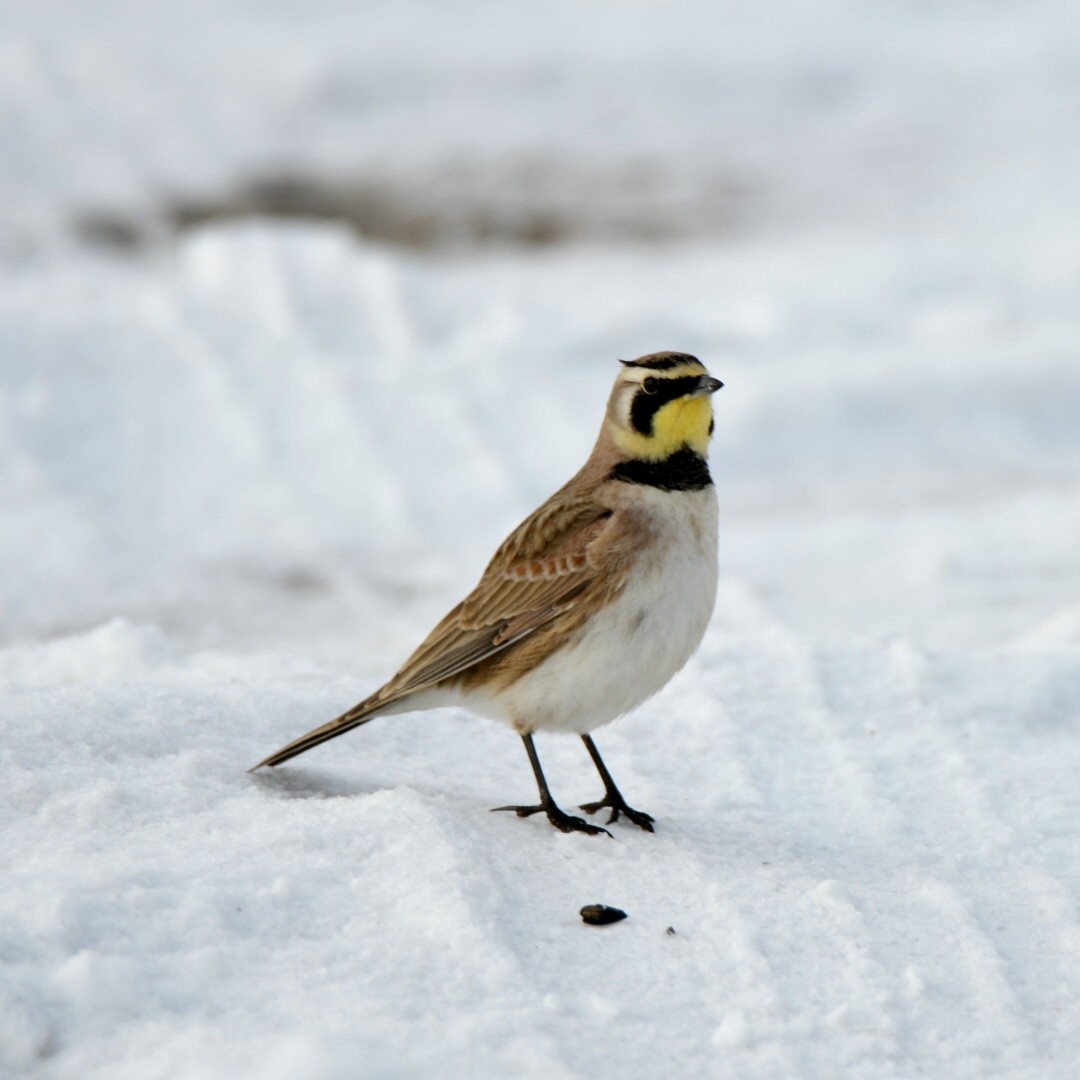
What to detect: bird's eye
<box><xmin>642</xmin><ymin>377</ymin><xmax>659</xmax><ymax>395</ymax></box>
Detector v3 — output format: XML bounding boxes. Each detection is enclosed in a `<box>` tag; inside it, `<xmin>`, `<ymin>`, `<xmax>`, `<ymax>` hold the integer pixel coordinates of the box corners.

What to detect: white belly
<box><xmin>466</xmin><ymin>487</ymin><xmax>718</xmax><ymax>734</ymax></box>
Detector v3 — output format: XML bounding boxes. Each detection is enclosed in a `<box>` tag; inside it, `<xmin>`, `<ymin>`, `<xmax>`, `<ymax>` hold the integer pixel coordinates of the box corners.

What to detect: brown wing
<box><xmin>372</xmin><ymin>490</ymin><xmax>615</xmax><ymax>704</ymax></box>
<box><xmin>251</xmin><ymin>484</ymin><xmax>627</xmax><ymax>770</ymax></box>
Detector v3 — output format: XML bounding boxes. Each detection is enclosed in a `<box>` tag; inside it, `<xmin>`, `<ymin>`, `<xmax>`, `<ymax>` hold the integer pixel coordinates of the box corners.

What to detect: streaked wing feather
<box><xmin>374</xmin><ymin>496</ymin><xmax>613</xmax><ymax>703</ymax></box>
<box><xmin>387</xmin><ymin>625</ymin><xmax>527</xmax><ymax>693</ymax></box>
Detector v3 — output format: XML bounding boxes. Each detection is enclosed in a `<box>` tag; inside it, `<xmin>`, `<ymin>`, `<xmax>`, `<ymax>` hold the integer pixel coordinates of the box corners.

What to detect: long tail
<box><xmin>249</xmin><ymin>693</ymin><xmax>395</xmax><ymax>771</ymax></box>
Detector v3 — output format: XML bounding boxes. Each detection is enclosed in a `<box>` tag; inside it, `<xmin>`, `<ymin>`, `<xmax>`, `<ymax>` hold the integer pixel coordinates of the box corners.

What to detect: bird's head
<box><xmin>605</xmin><ymin>352</ymin><xmax>723</xmax><ymax>461</ymax></box>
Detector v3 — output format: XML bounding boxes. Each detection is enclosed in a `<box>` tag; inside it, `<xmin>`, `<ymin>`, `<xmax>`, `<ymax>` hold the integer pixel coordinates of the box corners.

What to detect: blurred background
<box><xmin>1</xmin><ymin>0</ymin><xmax>1078</xmax><ymax>666</ymax></box>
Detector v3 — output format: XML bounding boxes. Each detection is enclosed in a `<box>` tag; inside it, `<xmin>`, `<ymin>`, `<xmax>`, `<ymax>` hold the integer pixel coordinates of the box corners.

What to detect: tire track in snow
<box><xmin>817</xmin><ymin>643</ymin><xmax>1080</xmax><ymax>1074</ymax></box>
<box><xmin>650</xmin><ymin>591</ymin><xmax>1080</xmax><ymax>1077</ymax></box>
<box><xmin>698</xmin><ymin>584</ymin><xmax>905</xmax><ymax>862</ymax></box>
<box><xmin>916</xmin><ymin>649</ymin><xmax>1080</xmax><ymax>1068</ymax></box>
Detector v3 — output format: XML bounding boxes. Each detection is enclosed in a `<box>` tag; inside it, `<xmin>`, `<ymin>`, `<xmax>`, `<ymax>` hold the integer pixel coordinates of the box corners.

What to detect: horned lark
<box><xmin>252</xmin><ymin>351</ymin><xmax>722</xmax><ymax>836</ymax></box>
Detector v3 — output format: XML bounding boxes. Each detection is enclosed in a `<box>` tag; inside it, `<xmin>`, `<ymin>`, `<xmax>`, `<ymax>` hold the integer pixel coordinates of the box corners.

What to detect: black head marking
<box><xmin>619</xmin><ymin>351</ymin><xmax>701</xmax><ymax>372</ymax></box>
<box><xmin>629</xmin><ymin>374</ymin><xmax>704</xmax><ymax>435</ymax></box>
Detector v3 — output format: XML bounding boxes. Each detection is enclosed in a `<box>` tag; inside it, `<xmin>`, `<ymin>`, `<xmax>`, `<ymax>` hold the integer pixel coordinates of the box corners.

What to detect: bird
<box><xmin>251</xmin><ymin>351</ymin><xmax>722</xmax><ymax>836</ymax></box>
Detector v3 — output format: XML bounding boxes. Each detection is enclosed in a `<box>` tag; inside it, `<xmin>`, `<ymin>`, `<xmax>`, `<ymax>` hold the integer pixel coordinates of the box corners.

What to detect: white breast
<box><xmin>468</xmin><ymin>486</ymin><xmax>719</xmax><ymax>735</ymax></box>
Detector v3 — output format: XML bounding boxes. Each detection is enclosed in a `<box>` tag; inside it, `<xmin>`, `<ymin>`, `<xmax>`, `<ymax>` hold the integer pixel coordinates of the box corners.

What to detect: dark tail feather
<box><xmin>249</xmin><ymin>695</ymin><xmax>392</xmax><ymax>771</ymax></box>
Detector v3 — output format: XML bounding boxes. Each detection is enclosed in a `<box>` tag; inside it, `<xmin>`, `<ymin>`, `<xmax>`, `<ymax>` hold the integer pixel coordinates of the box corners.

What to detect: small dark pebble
<box><xmin>580</xmin><ymin>904</ymin><xmax>628</xmax><ymax>926</ymax></box>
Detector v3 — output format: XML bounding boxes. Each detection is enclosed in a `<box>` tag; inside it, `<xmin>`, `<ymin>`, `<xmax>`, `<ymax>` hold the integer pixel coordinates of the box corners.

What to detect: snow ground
<box><xmin>3</xmin><ymin>2</ymin><xmax>1080</xmax><ymax>1078</ymax></box>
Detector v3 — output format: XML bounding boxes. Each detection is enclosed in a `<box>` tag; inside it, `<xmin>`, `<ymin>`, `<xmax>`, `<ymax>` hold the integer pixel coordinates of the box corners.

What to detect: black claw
<box><xmin>490</xmin><ymin>803</ymin><xmax>544</xmax><ymax>819</ymax></box>
<box><xmin>580</xmin><ymin>797</ymin><xmax>656</xmax><ymax>833</ymax></box>
<box><xmin>577</xmin><ymin>734</ymin><xmax>656</xmax><ymax>832</ymax></box>
<box><xmin>492</xmin><ymin>803</ymin><xmax>612</xmax><ymax>837</ymax></box>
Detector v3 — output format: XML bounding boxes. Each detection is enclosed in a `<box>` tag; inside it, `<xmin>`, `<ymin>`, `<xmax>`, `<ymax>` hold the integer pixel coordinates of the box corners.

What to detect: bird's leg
<box><xmin>492</xmin><ymin>734</ymin><xmax>612</xmax><ymax>837</ymax></box>
<box><xmin>579</xmin><ymin>734</ymin><xmax>655</xmax><ymax>832</ymax></box>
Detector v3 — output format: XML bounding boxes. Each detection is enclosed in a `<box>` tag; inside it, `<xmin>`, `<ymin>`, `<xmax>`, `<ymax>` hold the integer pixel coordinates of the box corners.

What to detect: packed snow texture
<box><xmin>3</xmin><ymin>2</ymin><xmax>1080</xmax><ymax>1078</ymax></box>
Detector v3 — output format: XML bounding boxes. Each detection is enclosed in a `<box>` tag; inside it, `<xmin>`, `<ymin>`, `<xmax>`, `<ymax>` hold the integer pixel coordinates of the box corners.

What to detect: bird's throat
<box><xmin>611</xmin><ymin>395</ymin><xmax>713</xmax><ymax>460</ymax></box>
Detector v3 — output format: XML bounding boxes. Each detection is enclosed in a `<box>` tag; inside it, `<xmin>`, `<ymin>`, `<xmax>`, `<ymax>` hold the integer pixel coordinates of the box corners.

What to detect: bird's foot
<box><xmin>491</xmin><ymin>801</ymin><xmax>612</xmax><ymax>837</ymax></box>
<box><xmin>580</xmin><ymin>793</ymin><xmax>655</xmax><ymax>832</ymax></box>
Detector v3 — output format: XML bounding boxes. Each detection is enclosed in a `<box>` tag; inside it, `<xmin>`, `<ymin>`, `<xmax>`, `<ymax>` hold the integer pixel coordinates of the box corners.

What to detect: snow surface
<box><xmin>3</xmin><ymin>2</ymin><xmax>1080</xmax><ymax>1078</ymax></box>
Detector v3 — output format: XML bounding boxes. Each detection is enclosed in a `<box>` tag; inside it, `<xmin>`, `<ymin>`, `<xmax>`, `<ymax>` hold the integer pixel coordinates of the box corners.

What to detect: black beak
<box><xmin>693</xmin><ymin>375</ymin><xmax>724</xmax><ymax>396</ymax></box>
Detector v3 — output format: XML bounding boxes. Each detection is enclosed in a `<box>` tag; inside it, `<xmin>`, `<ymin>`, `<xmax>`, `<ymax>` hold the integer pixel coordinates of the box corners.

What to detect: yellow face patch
<box><xmin>612</xmin><ymin>393</ymin><xmax>714</xmax><ymax>461</ymax></box>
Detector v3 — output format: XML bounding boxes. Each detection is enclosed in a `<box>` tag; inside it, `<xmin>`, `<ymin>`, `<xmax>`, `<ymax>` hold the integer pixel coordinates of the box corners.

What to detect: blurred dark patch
<box><xmin>276</xmin><ymin>566</ymin><xmax>333</xmax><ymax>594</ymax></box>
<box><xmin>72</xmin><ymin>214</ymin><xmax>145</xmax><ymax>251</ymax></box>
<box><xmin>169</xmin><ymin>175</ymin><xmax>576</xmax><ymax>247</ymax></box>
<box><xmin>73</xmin><ymin>163</ymin><xmax>751</xmax><ymax>251</ymax></box>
